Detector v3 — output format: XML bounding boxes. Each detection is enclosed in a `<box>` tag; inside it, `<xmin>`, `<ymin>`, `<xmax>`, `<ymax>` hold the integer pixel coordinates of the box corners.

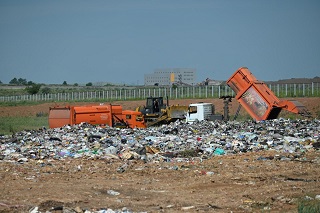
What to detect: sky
<box><xmin>1</xmin><ymin>0</ymin><xmax>320</xmax><ymax>85</ymax></box>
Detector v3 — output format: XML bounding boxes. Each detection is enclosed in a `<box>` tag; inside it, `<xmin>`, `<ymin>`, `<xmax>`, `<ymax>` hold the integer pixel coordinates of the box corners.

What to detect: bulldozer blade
<box><xmin>167</xmin><ymin>106</ymin><xmax>188</xmax><ymax>119</ymax></box>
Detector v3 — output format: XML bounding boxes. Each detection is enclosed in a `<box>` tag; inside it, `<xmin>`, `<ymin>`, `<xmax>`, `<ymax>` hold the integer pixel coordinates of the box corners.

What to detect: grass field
<box><xmin>0</xmin><ymin>116</ymin><xmax>48</xmax><ymax>136</ymax></box>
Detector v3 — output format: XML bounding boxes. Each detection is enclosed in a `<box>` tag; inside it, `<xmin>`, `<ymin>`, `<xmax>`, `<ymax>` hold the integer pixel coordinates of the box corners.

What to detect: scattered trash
<box><xmin>107</xmin><ymin>190</ymin><xmax>120</xmax><ymax>196</ymax></box>
<box><xmin>0</xmin><ymin>119</ymin><xmax>319</xmax><ymax>164</ymax></box>
<box><xmin>213</xmin><ymin>148</ymin><xmax>225</xmax><ymax>155</ymax></box>
<box><xmin>181</xmin><ymin>205</ymin><xmax>195</xmax><ymax>210</ymax></box>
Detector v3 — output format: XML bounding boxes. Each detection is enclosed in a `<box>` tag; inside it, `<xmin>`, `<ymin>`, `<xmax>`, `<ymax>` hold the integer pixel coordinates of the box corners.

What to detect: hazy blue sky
<box><xmin>1</xmin><ymin>0</ymin><xmax>319</xmax><ymax>85</ymax></box>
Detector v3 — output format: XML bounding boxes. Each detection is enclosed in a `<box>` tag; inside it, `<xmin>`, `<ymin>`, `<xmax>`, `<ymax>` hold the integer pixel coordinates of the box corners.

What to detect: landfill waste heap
<box><xmin>1</xmin><ymin>118</ymin><xmax>320</xmax><ymax>213</ymax></box>
<box><xmin>1</xmin><ymin>118</ymin><xmax>319</xmax><ymax>163</ymax></box>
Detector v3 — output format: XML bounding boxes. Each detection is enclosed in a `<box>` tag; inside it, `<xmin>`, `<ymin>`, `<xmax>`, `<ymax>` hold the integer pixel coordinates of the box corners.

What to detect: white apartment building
<box><xmin>144</xmin><ymin>68</ymin><xmax>196</xmax><ymax>86</ymax></box>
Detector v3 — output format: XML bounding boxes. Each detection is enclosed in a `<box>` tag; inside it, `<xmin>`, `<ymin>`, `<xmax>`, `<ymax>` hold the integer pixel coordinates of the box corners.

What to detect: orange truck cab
<box><xmin>227</xmin><ymin>67</ymin><xmax>311</xmax><ymax>120</ymax></box>
<box><xmin>49</xmin><ymin>104</ymin><xmax>146</xmax><ymax>129</ymax></box>
<box><xmin>122</xmin><ymin>110</ymin><xmax>146</xmax><ymax>128</ymax></box>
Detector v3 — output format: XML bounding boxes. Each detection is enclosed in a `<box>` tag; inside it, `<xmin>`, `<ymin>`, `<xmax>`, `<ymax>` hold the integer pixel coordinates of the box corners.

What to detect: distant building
<box><xmin>200</xmin><ymin>78</ymin><xmax>223</xmax><ymax>86</ymax></box>
<box><xmin>144</xmin><ymin>68</ymin><xmax>196</xmax><ymax>86</ymax></box>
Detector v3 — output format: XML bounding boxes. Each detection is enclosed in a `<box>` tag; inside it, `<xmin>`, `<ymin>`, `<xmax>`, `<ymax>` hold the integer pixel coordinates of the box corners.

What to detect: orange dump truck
<box><xmin>226</xmin><ymin>67</ymin><xmax>311</xmax><ymax>121</ymax></box>
<box><xmin>49</xmin><ymin>104</ymin><xmax>146</xmax><ymax>129</ymax></box>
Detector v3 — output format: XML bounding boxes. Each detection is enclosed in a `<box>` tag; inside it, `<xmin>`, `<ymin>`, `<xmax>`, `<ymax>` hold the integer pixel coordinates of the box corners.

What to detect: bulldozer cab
<box><xmin>144</xmin><ymin>97</ymin><xmax>166</xmax><ymax>114</ymax></box>
<box><xmin>137</xmin><ymin>96</ymin><xmax>188</xmax><ymax>127</ymax></box>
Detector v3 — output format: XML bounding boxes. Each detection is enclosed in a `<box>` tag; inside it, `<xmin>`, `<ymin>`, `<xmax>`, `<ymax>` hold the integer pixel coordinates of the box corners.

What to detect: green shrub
<box><xmin>25</xmin><ymin>84</ymin><xmax>41</xmax><ymax>95</ymax></box>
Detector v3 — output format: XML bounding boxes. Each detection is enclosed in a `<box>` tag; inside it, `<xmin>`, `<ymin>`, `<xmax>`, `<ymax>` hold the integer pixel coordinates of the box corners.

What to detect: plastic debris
<box><xmin>0</xmin><ymin>119</ymin><xmax>319</xmax><ymax>163</ymax></box>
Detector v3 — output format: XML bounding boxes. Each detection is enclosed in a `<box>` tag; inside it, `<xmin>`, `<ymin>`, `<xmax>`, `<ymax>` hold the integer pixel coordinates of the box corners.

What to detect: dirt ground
<box><xmin>0</xmin><ymin>97</ymin><xmax>320</xmax><ymax>212</ymax></box>
<box><xmin>0</xmin><ymin>151</ymin><xmax>319</xmax><ymax>213</ymax></box>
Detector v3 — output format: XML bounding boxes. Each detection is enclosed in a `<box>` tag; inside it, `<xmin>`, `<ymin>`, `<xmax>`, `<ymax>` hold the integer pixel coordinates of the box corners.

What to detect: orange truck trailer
<box><xmin>226</xmin><ymin>67</ymin><xmax>311</xmax><ymax>121</ymax></box>
<box><xmin>49</xmin><ymin>104</ymin><xmax>146</xmax><ymax>129</ymax></box>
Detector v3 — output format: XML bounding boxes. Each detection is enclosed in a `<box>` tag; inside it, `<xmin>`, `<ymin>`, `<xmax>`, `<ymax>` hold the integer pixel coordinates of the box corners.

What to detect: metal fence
<box><xmin>1</xmin><ymin>83</ymin><xmax>320</xmax><ymax>102</ymax></box>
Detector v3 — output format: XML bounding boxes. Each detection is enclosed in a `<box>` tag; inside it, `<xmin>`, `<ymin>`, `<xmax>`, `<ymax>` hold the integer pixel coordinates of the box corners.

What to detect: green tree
<box><xmin>41</xmin><ymin>87</ymin><xmax>51</xmax><ymax>94</ymax></box>
<box><xmin>9</xmin><ymin>78</ymin><xmax>18</xmax><ymax>85</ymax></box>
<box><xmin>172</xmin><ymin>83</ymin><xmax>178</xmax><ymax>89</ymax></box>
<box><xmin>18</xmin><ymin>78</ymin><xmax>27</xmax><ymax>85</ymax></box>
<box><xmin>25</xmin><ymin>83</ymin><xmax>41</xmax><ymax>95</ymax></box>
<box><xmin>9</xmin><ymin>77</ymin><xmax>28</xmax><ymax>85</ymax></box>
<box><xmin>86</xmin><ymin>82</ymin><xmax>93</xmax><ymax>86</ymax></box>
<box><xmin>62</xmin><ymin>81</ymin><xmax>68</xmax><ymax>86</ymax></box>
<box><xmin>74</xmin><ymin>83</ymin><xmax>79</xmax><ymax>86</ymax></box>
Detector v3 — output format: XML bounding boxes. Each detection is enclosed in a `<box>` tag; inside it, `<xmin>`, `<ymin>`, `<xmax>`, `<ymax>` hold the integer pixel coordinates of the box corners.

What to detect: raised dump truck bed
<box><xmin>226</xmin><ymin>67</ymin><xmax>311</xmax><ymax>120</ymax></box>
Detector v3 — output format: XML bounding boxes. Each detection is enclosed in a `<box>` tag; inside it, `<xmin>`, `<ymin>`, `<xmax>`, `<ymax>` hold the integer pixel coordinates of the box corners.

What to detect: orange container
<box><xmin>227</xmin><ymin>67</ymin><xmax>283</xmax><ymax>120</ymax></box>
<box><xmin>49</xmin><ymin>104</ymin><xmax>146</xmax><ymax>128</ymax></box>
<box><xmin>73</xmin><ymin>105</ymin><xmax>114</xmax><ymax>127</ymax></box>
<box><xmin>48</xmin><ymin>106</ymin><xmax>71</xmax><ymax>128</ymax></box>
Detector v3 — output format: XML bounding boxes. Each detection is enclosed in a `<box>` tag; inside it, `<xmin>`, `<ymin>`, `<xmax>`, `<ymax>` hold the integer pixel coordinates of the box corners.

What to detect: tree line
<box><xmin>0</xmin><ymin>78</ymin><xmax>94</xmax><ymax>95</ymax></box>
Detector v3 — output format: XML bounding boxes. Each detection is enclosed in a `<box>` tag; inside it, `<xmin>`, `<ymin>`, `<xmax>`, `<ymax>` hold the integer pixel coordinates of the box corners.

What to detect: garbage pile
<box><xmin>1</xmin><ymin>118</ymin><xmax>320</xmax><ymax>163</ymax></box>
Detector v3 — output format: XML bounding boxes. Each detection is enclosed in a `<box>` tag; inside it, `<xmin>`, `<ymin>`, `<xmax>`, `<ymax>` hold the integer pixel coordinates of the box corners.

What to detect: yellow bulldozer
<box><xmin>136</xmin><ymin>96</ymin><xmax>188</xmax><ymax>127</ymax></box>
